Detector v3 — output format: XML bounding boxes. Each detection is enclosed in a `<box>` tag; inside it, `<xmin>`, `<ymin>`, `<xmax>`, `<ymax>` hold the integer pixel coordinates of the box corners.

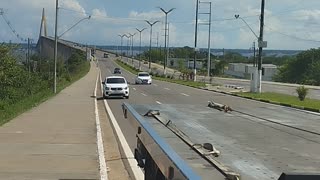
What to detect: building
<box><xmin>167</xmin><ymin>58</ymin><xmax>204</xmax><ymax>69</ymax></box>
<box><xmin>225</xmin><ymin>63</ymin><xmax>278</xmax><ymax>81</ymax></box>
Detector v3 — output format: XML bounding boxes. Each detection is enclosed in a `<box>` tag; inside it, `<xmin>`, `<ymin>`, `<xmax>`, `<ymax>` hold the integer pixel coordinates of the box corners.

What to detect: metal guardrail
<box><xmin>122</xmin><ymin>102</ymin><xmax>201</xmax><ymax>180</ymax></box>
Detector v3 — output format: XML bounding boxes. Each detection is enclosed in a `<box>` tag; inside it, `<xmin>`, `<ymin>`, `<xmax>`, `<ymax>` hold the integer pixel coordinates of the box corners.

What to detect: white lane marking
<box><xmin>141</xmin><ymin>93</ymin><xmax>147</xmax><ymax>96</ymax></box>
<box><xmin>107</xmin><ymin>69</ymin><xmax>111</xmax><ymax>74</ymax></box>
<box><xmin>94</xmin><ymin>71</ymin><xmax>108</xmax><ymax>180</ymax></box>
<box><xmin>99</xmin><ymin>73</ymin><xmax>144</xmax><ymax>180</ymax></box>
<box><xmin>153</xmin><ymin>84</ymin><xmax>158</xmax><ymax>86</ymax></box>
<box><xmin>133</xmin><ymin>87</ymin><xmax>136</xmax><ymax>91</ymax></box>
<box><xmin>156</xmin><ymin>101</ymin><xmax>162</xmax><ymax>104</ymax></box>
<box><xmin>164</xmin><ymin>88</ymin><xmax>170</xmax><ymax>90</ymax></box>
<box><xmin>181</xmin><ymin>93</ymin><xmax>190</xmax><ymax>97</ymax></box>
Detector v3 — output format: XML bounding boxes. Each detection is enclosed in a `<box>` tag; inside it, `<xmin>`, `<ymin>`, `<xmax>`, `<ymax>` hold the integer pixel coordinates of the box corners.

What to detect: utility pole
<box><xmin>253</xmin><ymin>42</ymin><xmax>256</xmax><ymax>67</ymax></box>
<box><xmin>208</xmin><ymin>2</ymin><xmax>212</xmax><ymax>77</ymax></box>
<box><xmin>193</xmin><ymin>0</ymin><xmax>199</xmax><ymax>81</ymax></box>
<box><xmin>53</xmin><ymin>0</ymin><xmax>58</xmax><ymax>93</ymax></box>
<box><xmin>199</xmin><ymin>1</ymin><xmax>212</xmax><ymax>77</ymax></box>
<box><xmin>257</xmin><ymin>0</ymin><xmax>265</xmax><ymax>93</ymax></box>
<box><xmin>136</xmin><ymin>28</ymin><xmax>147</xmax><ymax>70</ymax></box>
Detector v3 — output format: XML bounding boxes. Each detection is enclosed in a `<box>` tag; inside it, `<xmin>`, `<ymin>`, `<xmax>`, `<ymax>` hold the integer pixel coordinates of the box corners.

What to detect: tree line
<box><xmin>137</xmin><ymin>46</ymin><xmax>319</xmax><ymax>86</ymax></box>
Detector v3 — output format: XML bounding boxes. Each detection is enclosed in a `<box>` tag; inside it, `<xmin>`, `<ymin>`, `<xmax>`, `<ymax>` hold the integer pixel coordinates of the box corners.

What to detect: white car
<box><xmin>102</xmin><ymin>76</ymin><xmax>129</xmax><ymax>99</ymax></box>
<box><xmin>135</xmin><ymin>72</ymin><xmax>152</xmax><ymax>85</ymax></box>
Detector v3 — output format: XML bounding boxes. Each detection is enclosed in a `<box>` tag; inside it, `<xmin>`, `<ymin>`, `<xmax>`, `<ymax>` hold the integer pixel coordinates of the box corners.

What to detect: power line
<box><xmin>0</xmin><ymin>8</ymin><xmax>27</xmax><ymax>42</ymax></box>
<box><xmin>265</xmin><ymin>25</ymin><xmax>320</xmax><ymax>43</ymax></box>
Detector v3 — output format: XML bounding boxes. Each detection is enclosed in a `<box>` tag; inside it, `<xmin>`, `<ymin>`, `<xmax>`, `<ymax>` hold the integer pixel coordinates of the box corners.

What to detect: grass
<box><xmin>236</xmin><ymin>92</ymin><xmax>320</xmax><ymax>110</ymax></box>
<box><xmin>116</xmin><ymin>59</ymin><xmax>206</xmax><ymax>88</ymax></box>
<box><xmin>0</xmin><ymin>61</ymin><xmax>90</xmax><ymax>126</ymax></box>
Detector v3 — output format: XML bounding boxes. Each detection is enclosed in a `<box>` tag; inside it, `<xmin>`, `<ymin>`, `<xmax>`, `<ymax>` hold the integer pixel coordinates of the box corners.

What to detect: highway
<box><xmin>121</xmin><ymin>56</ymin><xmax>320</xmax><ymax>100</ymax></box>
<box><xmin>97</xmin><ymin>52</ymin><xmax>320</xmax><ymax>179</ymax></box>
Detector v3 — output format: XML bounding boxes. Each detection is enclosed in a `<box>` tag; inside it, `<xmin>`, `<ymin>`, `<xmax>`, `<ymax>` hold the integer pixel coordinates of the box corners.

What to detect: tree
<box><xmin>274</xmin><ymin>48</ymin><xmax>320</xmax><ymax>85</ymax></box>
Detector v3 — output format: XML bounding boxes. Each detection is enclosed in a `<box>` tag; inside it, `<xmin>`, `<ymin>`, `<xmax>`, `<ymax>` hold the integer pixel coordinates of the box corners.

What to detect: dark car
<box><xmin>113</xmin><ymin>68</ymin><xmax>121</xmax><ymax>74</ymax></box>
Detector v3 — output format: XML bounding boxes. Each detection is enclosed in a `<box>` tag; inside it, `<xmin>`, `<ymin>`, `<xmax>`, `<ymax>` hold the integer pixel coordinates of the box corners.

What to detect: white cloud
<box><xmin>129</xmin><ymin>10</ymin><xmax>164</xmax><ymax>21</ymax></box>
<box><xmin>60</xmin><ymin>0</ymin><xmax>86</xmax><ymax>15</ymax></box>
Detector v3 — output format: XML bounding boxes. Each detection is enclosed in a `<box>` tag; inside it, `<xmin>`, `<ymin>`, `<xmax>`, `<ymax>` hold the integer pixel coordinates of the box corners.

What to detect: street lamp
<box><xmin>128</xmin><ymin>33</ymin><xmax>136</xmax><ymax>66</ymax></box>
<box><xmin>158</xmin><ymin>7</ymin><xmax>175</xmax><ymax>75</ymax></box>
<box><xmin>145</xmin><ymin>20</ymin><xmax>159</xmax><ymax>71</ymax></box>
<box><xmin>53</xmin><ymin>0</ymin><xmax>90</xmax><ymax>93</ymax></box>
<box><xmin>235</xmin><ymin>15</ymin><xmax>258</xmax><ymax>39</ymax></box>
<box><xmin>136</xmin><ymin>28</ymin><xmax>147</xmax><ymax>70</ymax></box>
<box><xmin>118</xmin><ymin>34</ymin><xmax>126</xmax><ymax>59</ymax></box>
<box><xmin>235</xmin><ymin>14</ymin><xmax>266</xmax><ymax>93</ymax></box>
<box><xmin>58</xmin><ymin>15</ymin><xmax>91</xmax><ymax>39</ymax></box>
<box><xmin>124</xmin><ymin>34</ymin><xmax>130</xmax><ymax>62</ymax></box>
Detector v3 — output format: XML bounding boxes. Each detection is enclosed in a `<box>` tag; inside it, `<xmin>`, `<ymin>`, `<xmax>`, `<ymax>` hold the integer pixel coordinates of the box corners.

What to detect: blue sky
<box><xmin>1</xmin><ymin>0</ymin><xmax>320</xmax><ymax>50</ymax></box>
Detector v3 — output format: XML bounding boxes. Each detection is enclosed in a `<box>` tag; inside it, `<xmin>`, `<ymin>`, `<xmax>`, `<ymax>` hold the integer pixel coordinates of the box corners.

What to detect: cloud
<box><xmin>60</xmin><ymin>0</ymin><xmax>86</xmax><ymax>15</ymax></box>
<box><xmin>129</xmin><ymin>10</ymin><xmax>164</xmax><ymax>21</ymax></box>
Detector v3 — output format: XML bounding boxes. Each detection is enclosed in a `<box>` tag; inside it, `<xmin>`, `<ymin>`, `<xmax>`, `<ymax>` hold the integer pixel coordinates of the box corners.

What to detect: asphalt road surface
<box><xmin>121</xmin><ymin>56</ymin><xmax>320</xmax><ymax>100</ymax></box>
<box><xmin>97</xmin><ymin>53</ymin><xmax>320</xmax><ymax>180</ymax></box>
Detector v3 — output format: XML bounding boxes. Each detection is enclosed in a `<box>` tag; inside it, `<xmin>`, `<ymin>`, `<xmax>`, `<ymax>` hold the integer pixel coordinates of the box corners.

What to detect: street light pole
<box><xmin>136</xmin><ymin>28</ymin><xmax>147</xmax><ymax>70</ymax></box>
<box><xmin>53</xmin><ymin>0</ymin><xmax>58</xmax><ymax>93</ymax></box>
<box><xmin>159</xmin><ymin>7</ymin><xmax>175</xmax><ymax>75</ymax></box>
<box><xmin>124</xmin><ymin>34</ymin><xmax>129</xmax><ymax>63</ymax></box>
<box><xmin>145</xmin><ymin>20</ymin><xmax>159</xmax><ymax>71</ymax></box>
<box><xmin>235</xmin><ymin>0</ymin><xmax>265</xmax><ymax>93</ymax></box>
<box><xmin>118</xmin><ymin>34</ymin><xmax>125</xmax><ymax>59</ymax></box>
<box><xmin>58</xmin><ymin>16</ymin><xmax>91</xmax><ymax>39</ymax></box>
<box><xmin>193</xmin><ymin>0</ymin><xmax>199</xmax><ymax>81</ymax></box>
<box><xmin>129</xmin><ymin>33</ymin><xmax>136</xmax><ymax>66</ymax></box>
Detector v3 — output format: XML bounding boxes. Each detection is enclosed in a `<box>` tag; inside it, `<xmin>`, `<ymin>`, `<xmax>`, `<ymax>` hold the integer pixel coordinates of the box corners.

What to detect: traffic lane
<box><xmin>99</xmin><ymin>59</ymin><xmax>162</xmax><ymax>152</ymax></box>
<box><xmin>101</xmin><ymin>58</ymin><xmax>320</xmax><ymax>176</ymax></box>
<box><xmin>143</xmin><ymin>75</ymin><xmax>320</xmax><ymax>136</ymax></box>
<box><xmin>103</xmin><ymin>57</ymin><xmax>320</xmax><ymax>141</ymax></box>
<box><xmin>109</xmin><ymin>59</ymin><xmax>203</xmax><ymax>105</ymax></box>
<box><xmin>109</xmin><ymin>57</ymin><xmax>320</xmax><ymax>132</ymax></box>
<box><xmin>125</xmin><ymin>56</ymin><xmax>320</xmax><ymax>100</ymax></box>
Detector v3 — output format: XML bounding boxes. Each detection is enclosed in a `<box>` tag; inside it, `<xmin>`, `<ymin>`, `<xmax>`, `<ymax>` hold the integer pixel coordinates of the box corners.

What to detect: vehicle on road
<box><xmin>104</xmin><ymin>53</ymin><xmax>109</xmax><ymax>58</ymax></box>
<box><xmin>113</xmin><ymin>67</ymin><xmax>122</xmax><ymax>74</ymax></box>
<box><xmin>102</xmin><ymin>76</ymin><xmax>129</xmax><ymax>99</ymax></box>
<box><xmin>135</xmin><ymin>72</ymin><xmax>152</xmax><ymax>84</ymax></box>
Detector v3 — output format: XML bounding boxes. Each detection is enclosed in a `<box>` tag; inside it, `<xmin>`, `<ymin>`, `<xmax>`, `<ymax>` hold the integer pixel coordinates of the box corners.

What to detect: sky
<box><xmin>1</xmin><ymin>0</ymin><xmax>320</xmax><ymax>50</ymax></box>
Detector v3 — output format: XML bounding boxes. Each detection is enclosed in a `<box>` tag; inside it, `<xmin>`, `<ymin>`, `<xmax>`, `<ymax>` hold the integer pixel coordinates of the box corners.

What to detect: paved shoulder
<box><xmin>0</xmin><ymin>62</ymin><xmax>99</xmax><ymax>180</ymax></box>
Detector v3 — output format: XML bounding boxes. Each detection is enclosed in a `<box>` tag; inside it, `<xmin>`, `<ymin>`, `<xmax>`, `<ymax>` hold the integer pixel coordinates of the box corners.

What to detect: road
<box><xmin>96</xmin><ymin>52</ymin><xmax>320</xmax><ymax>179</ymax></box>
<box><xmin>120</xmin><ymin>56</ymin><xmax>320</xmax><ymax>100</ymax></box>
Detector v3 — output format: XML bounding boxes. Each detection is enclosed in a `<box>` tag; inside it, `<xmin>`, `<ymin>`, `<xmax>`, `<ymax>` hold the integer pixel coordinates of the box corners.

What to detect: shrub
<box><xmin>296</xmin><ymin>86</ymin><xmax>308</xmax><ymax>101</ymax></box>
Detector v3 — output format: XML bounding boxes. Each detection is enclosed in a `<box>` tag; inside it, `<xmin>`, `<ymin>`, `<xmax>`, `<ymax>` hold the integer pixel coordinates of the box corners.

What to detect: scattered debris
<box><xmin>208</xmin><ymin>101</ymin><xmax>233</xmax><ymax>112</ymax></box>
